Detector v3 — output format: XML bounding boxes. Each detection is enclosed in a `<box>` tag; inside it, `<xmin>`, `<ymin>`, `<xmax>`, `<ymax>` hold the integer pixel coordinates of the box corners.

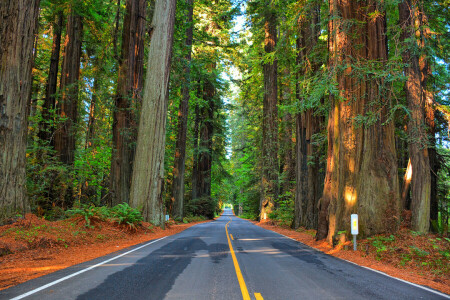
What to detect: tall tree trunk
<box><xmin>191</xmin><ymin>102</ymin><xmax>200</xmax><ymax>202</ymax></box>
<box><xmin>196</xmin><ymin>77</ymin><xmax>215</xmax><ymax>219</ymax></box>
<box><xmin>110</xmin><ymin>0</ymin><xmax>146</xmax><ymax>206</ymax></box>
<box><xmin>318</xmin><ymin>0</ymin><xmax>400</xmax><ymax>243</ymax></box>
<box><xmin>0</xmin><ymin>0</ymin><xmax>40</xmax><ymax>222</ymax></box>
<box><xmin>399</xmin><ymin>0</ymin><xmax>431</xmax><ymax>233</ymax></box>
<box><xmin>294</xmin><ymin>7</ymin><xmax>321</xmax><ymax>230</ymax></box>
<box><xmin>279</xmin><ymin>67</ymin><xmax>294</xmax><ymax>203</ymax></box>
<box><xmin>40</xmin><ymin>12</ymin><xmax>63</xmax><ymax>144</ymax></box>
<box><xmin>172</xmin><ymin>0</ymin><xmax>195</xmax><ymax>220</ymax></box>
<box><xmin>129</xmin><ymin>0</ymin><xmax>177</xmax><ymax>226</ymax></box>
<box><xmin>260</xmin><ymin>5</ymin><xmax>278</xmax><ymax>220</ymax></box>
<box><xmin>54</xmin><ymin>10</ymin><xmax>83</xmax><ymax>166</ymax></box>
<box><xmin>417</xmin><ymin>6</ymin><xmax>438</xmax><ymax>231</ymax></box>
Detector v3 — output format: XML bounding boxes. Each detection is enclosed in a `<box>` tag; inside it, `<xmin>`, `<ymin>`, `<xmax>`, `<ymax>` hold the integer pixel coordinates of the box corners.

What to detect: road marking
<box><xmin>275</xmin><ymin>232</ymin><xmax>450</xmax><ymax>299</ymax></box>
<box><xmin>10</xmin><ymin>236</ymin><xmax>168</xmax><ymax>300</ymax></box>
<box><xmin>226</xmin><ymin>218</ymin><xmax>251</xmax><ymax>300</ymax></box>
<box><xmin>230</xmin><ymin>234</ymin><xmax>234</xmax><ymax>240</ymax></box>
<box><xmin>254</xmin><ymin>292</ymin><xmax>264</xmax><ymax>300</ymax></box>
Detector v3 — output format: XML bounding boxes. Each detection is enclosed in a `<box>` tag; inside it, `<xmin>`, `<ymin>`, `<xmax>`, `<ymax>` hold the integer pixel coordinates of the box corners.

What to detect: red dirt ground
<box><xmin>255</xmin><ymin>220</ymin><xmax>450</xmax><ymax>295</ymax></box>
<box><xmin>0</xmin><ymin>214</ymin><xmax>210</xmax><ymax>290</ymax></box>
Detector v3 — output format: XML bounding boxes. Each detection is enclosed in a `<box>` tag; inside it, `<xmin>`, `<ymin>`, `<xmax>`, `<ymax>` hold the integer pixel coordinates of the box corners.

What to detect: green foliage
<box><xmin>269</xmin><ymin>198</ymin><xmax>294</xmax><ymax>227</ymax></box>
<box><xmin>367</xmin><ymin>235</ymin><xmax>396</xmax><ymax>259</ymax></box>
<box><xmin>66</xmin><ymin>204</ymin><xmax>105</xmax><ymax>227</ymax></box>
<box><xmin>110</xmin><ymin>203</ymin><xmax>143</xmax><ymax>229</ymax></box>
<box><xmin>66</xmin><ymin>203</ymin><xmax>143</xmax><ymax>229</ymax></box>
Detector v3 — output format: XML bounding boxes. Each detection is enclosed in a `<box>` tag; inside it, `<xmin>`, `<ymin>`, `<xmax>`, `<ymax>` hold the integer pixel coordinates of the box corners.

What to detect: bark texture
<box><xmin>399</xmin><ymin>0</ymin><xmax>431</xmax><ymax>232</ymax></box>
<box><xmin>54</xmin><ymin>10</ymin><xmax>83</xmax><ymax>166</ymax></box>
<box><xmin>294</xmin><ymin>7</ymin><xmax>322</xmax><ymax>230</ymax></box>
<box><xmin>317</xmin><ymin>0</ymin><xmax>400</xmax><ymax>243</ymax></box>
<box><xmin>172</xmin><ymin>0</ymin><xmax>194</xmax><ymax>220</ymax></box>
<box><xmin>0</xmin><ymin>0</ymin><xmax>40</xmax><ymax>221</ymax></box>
<box><xmin>260</xmin><ymin>6</ymin><xmax>278</xmax><ymax>220</ymax></box>
<box><xmin>110</xmin><ymin>0</ymin><xmax>146</xmax><ymax>206</ymax></box>
<box><xmin>129</xmin><ymin>0</ymin><xmax>177</xmax><ymax>226</ymax></box>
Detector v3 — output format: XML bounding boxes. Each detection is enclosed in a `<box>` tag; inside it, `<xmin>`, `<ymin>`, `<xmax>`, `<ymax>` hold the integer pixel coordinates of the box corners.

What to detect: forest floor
<box><xmin>0</xmin><ymin>214</ymin><xmax>210</xmax><ymax>291</ymax></box>
<box><xmin>254</xmin><ymin>220</ymin><xmax>450</xmax><ymax>295</ymax></box>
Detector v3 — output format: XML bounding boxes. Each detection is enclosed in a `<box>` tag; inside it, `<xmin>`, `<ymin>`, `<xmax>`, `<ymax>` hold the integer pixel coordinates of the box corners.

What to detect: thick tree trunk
<box><xmin>0</xmin><ymin>0</ymin><xmax>40</xmax><ymax>222</ymax></box>
<box><xmin>318</xmin><ymin>0</ymin><xmax>400</xmax><ymax>243</ymax></box>
<box><xmin>40</xmin><ymin>12</ymin><xmax>63</xmax><ymax>144</ymax></box>
<box><xmin>172</xmin><ymin>0</ymin><xmax>194</xmax><ymax>220</ymax></box>
<box><xmin>418</xmin><ymin>8</ymin><xmax>438</xmax><ymax>231</ymax></box>
<box><xmin>54</xmin><ymin>10</ymin><xmax>83</xmax><ymax>166</ymax></box>
<box><xmin>399</xmin><ymin>0</ymin><xmax>431</xmax><ymax>233</ymax></box>
<box><xmin>279</xmin><ymin>67</ymin><xmax>294</xmax><ymax>203</ymax></box>
<box><xmin>110</xmin><ymin>0</ymin><xmax>146</xmax><ymax>206</ymax></box>
<box><xmin>129</xmin><ymin>0</ymin><xmax>177</xmax><ymax>226</ymax></box>
<box><xmin>260</xmin><ymin>6</ymin><xmax>278</xmax><ymax>220</ymax></box>
<box><xmin>294</xmin><ymin>8</ymin><xmax>321</xmax><ymax>230</ymax></box>
<box><xmin>195</xmin><ymin>78</ymin><xmax>215</xmax><ymax>219</ymax></box>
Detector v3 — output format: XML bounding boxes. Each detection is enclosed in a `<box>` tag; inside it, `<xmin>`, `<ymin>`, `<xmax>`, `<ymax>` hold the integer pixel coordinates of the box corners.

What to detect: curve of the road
<box><xmin>1</xmin><ymin>209</ymin><xmax>449</xmax><ymax>300</ymax></box>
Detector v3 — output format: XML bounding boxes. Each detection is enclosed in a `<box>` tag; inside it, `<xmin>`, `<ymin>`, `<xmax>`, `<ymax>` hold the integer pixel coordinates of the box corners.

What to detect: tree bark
<box><xmin>40</xmin><ymin>12</ymin><xmax>63</xmax><ymax>144</ymax></box>
<box><xmin>0</xmin><ymin>0</ymin><xmax>40</xmax><ymax>221</ymax></box>
<box><xmin>129</xmin><ymin>0</ymin><xmax>177</xmax><ymax>226</ymax></box>
<box><xmin>172</xmin><ymin>0</ymin><xmax>194</xmax><ymax>220</ymax></box>
<box><xmin>294</xmin><ymin>7</ymin><xmax>322</xmax><ymax>230</ymax></box>
<box><xmin>260</xmin><ymin>5</ymin><xmax>278</xmax><ymax>220</ymax></box>
<box><xmin>318</xmin><ymin>0</ymin><xmax>400</xmax><ymax>243</ymax></box>
<box><xmin>110</xmin><ymin>0</ymin><xmax>146</xmax><ymax>206</ymax></box>
<box><xmin>196</xmin><ymin>77</ymin><xmax>215</xmax><ymax>219</ymax></box>
<box><xmin>191</xmin><ymin>102</ymin><xmax>201</xmax><ymax>202</ymax></box>
<box><xmin>54</xmin><ymin>9</ymin><xmax>83</xmax><ymax>166</ymax></box>
<box><xmin>399</xmin><ymin>0</ymin><xmax>431</xmax><ymax>233</ymax></box>
<box><xmin>417</xmin><ymin>6</ymin><xmax>438</xmax><ymax>231</ymax></box>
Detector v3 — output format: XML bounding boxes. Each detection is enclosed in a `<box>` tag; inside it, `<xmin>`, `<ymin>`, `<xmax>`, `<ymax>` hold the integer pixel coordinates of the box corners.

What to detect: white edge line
<box><xmin>275</xmin><ymin>232</ymin><xmax>450</xmax><ymax>299</ymax></box>
<box><xmin>10</xmin><ymin>236</ymin><xmax>168</xmax><ymax>300</ymax></box>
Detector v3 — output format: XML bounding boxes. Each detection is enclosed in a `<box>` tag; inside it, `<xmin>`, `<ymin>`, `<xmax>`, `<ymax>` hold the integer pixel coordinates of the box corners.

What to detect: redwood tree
<box><xmin>317</xmin><ymin>0</ymin><xmax>400</xmax><ymax>243</ymax></box>
<box><xmin>129</xmin><ymin>0</ymin><xmax>177</xmax><ymax>226</ymax></box>
<box><xmin>0</xmin><ymin>0</ymin><xmax>40</xmax><ymax>221</ymax></box>
<box><xmin>54</xmin><ymin>8</ymin><xmax>83</xmax><ymax>166</ymax></box>
<box><xmin>39</xmin><ymin>11</ymin><xmax>63</xmax><ymax>144</ymax></box>
<box><xmin>399</xmin><ymin>0</ymin><xmax>431</xmax><ymax>232</ymax></box>
<box><xmin>172</xmin><ymin>0</ymin><xmax>195</xmax><ymax>220</ymax></box>
<box><xmin>260</xmin><ymin>3</ymin><xmax>278</xmax><ymax>220</ymax></box>
<box><xmin>110</xmin><ymin>0</ymin><xmax>146</xmax><ymax>206</ymax></box>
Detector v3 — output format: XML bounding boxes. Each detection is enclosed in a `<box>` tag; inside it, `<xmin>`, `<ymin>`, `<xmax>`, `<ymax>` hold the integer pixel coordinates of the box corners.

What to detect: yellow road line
<box><xmin>225</xmin><ymin>218</ymin><xmax>250</xmax><ymax>300</ymax></box>
<box><xmin>254</xmin><ymin>293</ymin><xmax>264</xmax><ymax>300</ymax></box>
<box><xmin>230</xmin><ymin>234</ymin><xmax>234</xmax><ymax>240</ymax></box>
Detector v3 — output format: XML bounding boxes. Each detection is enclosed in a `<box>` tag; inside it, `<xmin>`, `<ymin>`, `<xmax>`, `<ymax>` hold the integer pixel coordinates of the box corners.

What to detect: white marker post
<box><xmin>351</xmin><ymin>214</ymin><xmax>358</xmax><ymax>251</ymax></box>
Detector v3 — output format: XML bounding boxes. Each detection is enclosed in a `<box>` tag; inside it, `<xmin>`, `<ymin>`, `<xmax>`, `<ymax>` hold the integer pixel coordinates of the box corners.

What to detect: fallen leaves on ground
<box><xmin>0</xmin><ymin>214</ymin><xmax>209</xmax><ymax>290</ymax></box>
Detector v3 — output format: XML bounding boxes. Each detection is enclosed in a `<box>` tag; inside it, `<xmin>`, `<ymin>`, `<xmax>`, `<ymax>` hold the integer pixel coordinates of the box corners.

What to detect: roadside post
<box><xmin>351</xmin><ymin>214</ymin><xmax>358</xmax><ymax>251</ymax></box>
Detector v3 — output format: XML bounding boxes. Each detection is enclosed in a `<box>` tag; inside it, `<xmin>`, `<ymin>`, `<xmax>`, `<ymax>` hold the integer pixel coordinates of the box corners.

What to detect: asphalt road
<box><xmin>1</xmin><ymin>209</ymin><xmax>449</xmax><ymax>300</ymax></box>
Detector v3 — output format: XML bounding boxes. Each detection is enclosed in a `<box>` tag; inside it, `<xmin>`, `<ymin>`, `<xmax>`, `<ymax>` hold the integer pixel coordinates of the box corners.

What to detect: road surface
<box><xmin>1</xmin><ymin>209</ymin><xmax>448</xmax><ymax>299</ymax></box>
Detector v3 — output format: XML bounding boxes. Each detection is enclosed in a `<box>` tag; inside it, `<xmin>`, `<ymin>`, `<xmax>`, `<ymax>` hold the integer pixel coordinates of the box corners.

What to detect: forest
<box><xmin>0</xmin><ymin>0</ymin><xmax>449</xmax><ymax>246</ymax></box>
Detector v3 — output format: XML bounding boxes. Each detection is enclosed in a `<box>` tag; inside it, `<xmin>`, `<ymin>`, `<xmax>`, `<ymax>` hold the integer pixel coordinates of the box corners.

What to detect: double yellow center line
<box><xmin>225</xmin><ymin>217</ymin><xmax>264</xmax><ymax>300</ymax></box>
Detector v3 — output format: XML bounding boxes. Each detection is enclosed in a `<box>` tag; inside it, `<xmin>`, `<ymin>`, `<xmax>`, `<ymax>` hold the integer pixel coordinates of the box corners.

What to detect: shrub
<box><xmin>110</xmin><ymin>203</ymin><xmax>143</xmax><ymax>229</ymax></box>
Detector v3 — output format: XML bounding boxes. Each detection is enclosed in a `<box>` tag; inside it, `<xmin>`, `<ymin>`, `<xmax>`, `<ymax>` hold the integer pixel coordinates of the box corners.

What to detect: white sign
<box><xmin>165</xmin><ymin>215</ymin><xmax>169</xmax><ymax>222</ymax></box>
<box><xmin>351</xmin><ymin>214</ymin><xmax>358</xmax><ymax>235</ymax></box>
